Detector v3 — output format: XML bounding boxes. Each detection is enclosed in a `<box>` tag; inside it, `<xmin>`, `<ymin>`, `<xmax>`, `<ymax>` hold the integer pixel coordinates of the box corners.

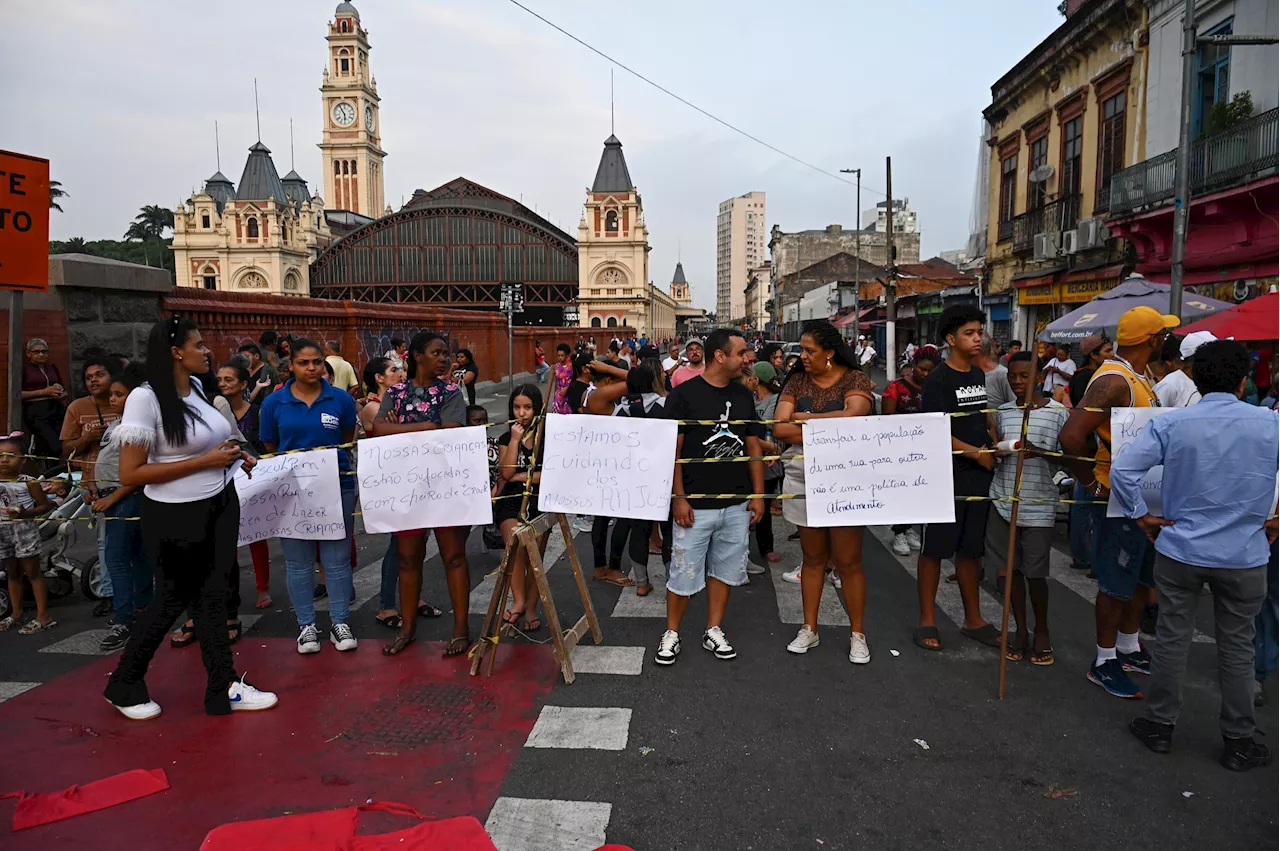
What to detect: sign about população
<box><xmin>234</xmin><ymin>448</ymin><xmax>345</xmax><ymax>547</ymax></box>
<box><xmin>1106</xmin><ymin>407</ymin><xmax>1176</xmax><ymax>518</ymax></box>
<box><xmin>803</xmin><ymin>413</ymin><xmax>956</xmax><ymax>527</ymax></box>
<box><xmin>357</xmin><ymin>426</ymin><xmax>493</xmax><ymax>533</ymax></box>
<box><xmin>538</xmin><ymin>413</ymin><xmax>677</xmax><ymax>522</ymax></box>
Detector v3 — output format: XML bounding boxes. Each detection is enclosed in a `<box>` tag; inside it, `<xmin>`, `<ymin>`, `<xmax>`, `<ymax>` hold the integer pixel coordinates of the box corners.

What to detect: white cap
<box><xmin>1180</xmin><ymin>330</ymin><xmax>1227</xmax><ymax>359</ymax></box>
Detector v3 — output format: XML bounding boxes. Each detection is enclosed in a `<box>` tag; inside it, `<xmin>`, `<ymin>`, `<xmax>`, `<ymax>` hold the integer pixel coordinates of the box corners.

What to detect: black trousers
<box><xmin>610</xmin><ymin>517</ymin><xmax>672</xmax><ymax>569</ymax></box>
<box><xmin>592</xmin><ymin>514</ymin><xmax>613</xmax><ymax>568</ymax></box>
<box><xmin>756</xmin><ymin>479</ymin><xmax>780</xmax><ymax>555</ymax></box>
<box><xmin>23</xmin><ymin>405</ymin><xmax>63</xmax><ymax>473</ymax></box>
<box><xmin>105</xmin><ymin>485</ymin><xmax>240</xmax><ymax>715</ymax></box>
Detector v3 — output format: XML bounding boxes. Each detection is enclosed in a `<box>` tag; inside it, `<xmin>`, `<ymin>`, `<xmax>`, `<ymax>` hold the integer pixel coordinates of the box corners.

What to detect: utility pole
<box><xmin>1168</xmin><ymin>0</ymin><xmax>1277</xmax><ymax>319</ymax></box>
<box><xmin>841</xmin><ymin>168</ymin><xmax>862</xmax><ymax>341</ymax></box>
<box><xmin>884</xmin><ymin>157</ymin><xmax>897</xmax><ymax>371</ymax></box>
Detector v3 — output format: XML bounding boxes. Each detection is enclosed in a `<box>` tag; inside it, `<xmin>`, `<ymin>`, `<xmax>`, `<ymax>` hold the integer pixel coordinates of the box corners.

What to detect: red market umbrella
<box><xmin>1178</xmin><ymin>291</ymin><xmax>1279</xmax><ymax>341</ymax></box>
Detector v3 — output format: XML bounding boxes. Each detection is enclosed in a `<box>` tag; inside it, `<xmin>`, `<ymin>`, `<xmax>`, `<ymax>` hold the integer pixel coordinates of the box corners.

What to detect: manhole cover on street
<box><xmin>337</xmin><ymin>683</ymin><xmax>497</xmax><ymax>750</ymax></box>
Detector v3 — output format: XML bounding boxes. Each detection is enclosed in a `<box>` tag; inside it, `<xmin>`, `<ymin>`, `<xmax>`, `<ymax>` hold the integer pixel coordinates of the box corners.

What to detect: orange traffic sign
<box><xmin>0</xmin><ymin>150</ymin><xmax>50</xmax><ymax>292</ymax></box>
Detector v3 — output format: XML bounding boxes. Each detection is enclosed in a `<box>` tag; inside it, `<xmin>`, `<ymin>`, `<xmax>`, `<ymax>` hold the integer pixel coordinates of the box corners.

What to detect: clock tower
<box><xmin>318</xmin><ymin>2</ymin><xmax>386</xmax><ymax>216</ymax></box>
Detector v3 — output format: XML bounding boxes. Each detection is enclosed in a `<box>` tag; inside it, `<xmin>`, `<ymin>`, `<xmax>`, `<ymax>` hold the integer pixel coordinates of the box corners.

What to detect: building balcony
<box><xmin>1108</xmin><ymin>107</ymin><xmax>1278</xmax><ymax>217</ymax></box>
<box><xmin>1010</xmin><ymin>195</ymin><xmax>1081</xmax><ymax>255</ymax></box>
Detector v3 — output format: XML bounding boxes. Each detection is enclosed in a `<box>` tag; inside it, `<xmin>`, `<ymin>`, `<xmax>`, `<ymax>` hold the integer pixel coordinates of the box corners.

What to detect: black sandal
<box><xmin>227</xmin><ymin>621</ymin><xmax>243</xmax><ymax>645</ymax></box>
<box><xmin>961</xmin><ymin>623</ymin><xmax>1003</xmax><ymax>648</ymax></box>
<box><xmin>418</xmin><ymin>602</ymin><xmax>443</xmax><ymax>618</ymax></box>
<box><xmin>443</xmin><ymin>636</ymin><xmax>470</xmax><ymax>658</ymax></box>
<box><xmin>375</xmin><ymin>613</ymin><xmax>403</xmax><ymax>629</ymax></box>
<box><xmin>1005</xmin><ymin>634</ymin><xmax>1027</xmax><ymax>662</ymax></box>
<box><xmin>912</xmin><ymin>626</ymin><xmax>942</xmax><ymax>652</ymax></box>
<box><xmin>170</xmin><ymin>623</ymin><xmax>196</xmax><ymax>648</ymax></box>
<box><xmin>382</xmin><ymin>634</ymin><xmax>416</xmax><ymax>656</ymax></box>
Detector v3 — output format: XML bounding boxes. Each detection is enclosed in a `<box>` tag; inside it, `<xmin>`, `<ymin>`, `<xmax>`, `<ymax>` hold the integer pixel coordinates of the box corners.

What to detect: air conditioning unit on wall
<box><xmin>1033</xmin><ymin>232</ymin><xmax>1060</xmax><ymax>262</ymax></box>
<box><xmin>1076</xmin><ymin>217</ymin><xmax>1111</xmax><ymax>251</ymax></box>
<box><xmin>1062</xmin><ymin>230</ymin><xmax>1080</xmax><ymax>255</ymax></box>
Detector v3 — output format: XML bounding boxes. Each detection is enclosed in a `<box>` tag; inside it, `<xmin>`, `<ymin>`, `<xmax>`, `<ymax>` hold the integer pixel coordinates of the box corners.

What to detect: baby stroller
<box><xmin>0</xmin><ymin>474</ymin><xmax>106</xmax><ymax>619</ymax></box>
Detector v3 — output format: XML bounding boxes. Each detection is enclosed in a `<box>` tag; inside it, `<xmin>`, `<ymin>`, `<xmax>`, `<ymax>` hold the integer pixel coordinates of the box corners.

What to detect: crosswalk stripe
<box><xmin>525</xmin><ymin>706</ymin><xmax>631</xmax><ymax>750</ymax></box>
<box><xmin>769</xmin><ymin>567</ymin><xmax>850</xmax><ymax>627</ymax></box>
<box><xmin>866</xmin><ymin>525</ymin><xmax>1005</xmax><ymax>630</ymax></box>
<box><xmin>0</xmin><ymin>682</ymin><xmax>40</xmax><ymax>703</ymax></box>
<box><xmin>569</xmin><ymin>645</ymin><xmax>646</xmax><ymax>675</ymax></box>
<box><xmin>610</xmin><ymin>574</ymin><xmax>666</xmax><ymax>617</ymax></box>
<box><xmin>485</xmin><ymin>797</ymin><xmax>612</xmax><ymax>851</ymax></box>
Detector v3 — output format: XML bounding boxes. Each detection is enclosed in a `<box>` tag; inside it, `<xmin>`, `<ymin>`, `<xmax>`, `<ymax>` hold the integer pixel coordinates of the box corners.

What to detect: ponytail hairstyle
<box><xmin>406</xmin><ymin>331</ymin><xmax>446</xmax><ymax>384</ymax></box>
<box><xmin>784</xmin><ymin>319</ymin><xmax>861</xmax><ymax>385</ymax></box>
<box><xmin>363</xmin><ymin>356</ymin><xmax>392</xmax><ymax>394</ymax></box>
<box><xmin>144</xmin><ymin>316</ymin><xmax>204</xmax><ymax>447</ymax></box>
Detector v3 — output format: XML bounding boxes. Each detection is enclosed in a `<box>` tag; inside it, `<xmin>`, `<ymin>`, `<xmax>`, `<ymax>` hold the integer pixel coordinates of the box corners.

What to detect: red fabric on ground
<box><xmin>4</xmin><ymin>768</ymin><xmax>169</xmax><ymax>831</ymax></box>
<box><xmin>352</xmin><ymin>815</ymin><xmax>496</xmax><ymax>850</ymax></box>
<box><xmin>201</xmin><ymin>804</ymin><xmax>495</xmax><ymax>851</ymax></box>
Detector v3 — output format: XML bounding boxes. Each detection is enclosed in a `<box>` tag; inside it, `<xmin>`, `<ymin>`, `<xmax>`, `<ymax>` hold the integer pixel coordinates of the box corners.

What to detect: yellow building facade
<box><xmin>983</xmin><ymin>0</ymin><xmax>1148</xmax><ymax>342</ymax></box>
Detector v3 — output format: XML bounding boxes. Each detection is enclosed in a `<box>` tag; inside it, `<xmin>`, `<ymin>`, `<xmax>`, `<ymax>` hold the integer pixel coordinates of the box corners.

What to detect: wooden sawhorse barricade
<box><xmin>469</xmin><ymin>511</ymin><xmax>603</xmax><ymax>684</ymax></box>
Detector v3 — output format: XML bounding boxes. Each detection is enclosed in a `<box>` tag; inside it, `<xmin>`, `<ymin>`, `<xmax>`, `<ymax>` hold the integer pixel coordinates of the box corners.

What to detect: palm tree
<box><xmin>133</xmin><ymin>204</ymin><xmax>175</xmax><ymax>240</ymax></box>
<box><xmin>123</xmin><ymin>221</ymin><xmax>153</xmax><ymax>266</ymax></box>
<box><xmin>63</xmin><ymin>237</ymin><xmax>88</xmax><ymax>253</ymax></box>
<box><xmin>49</xmin><ymin>180</ymin><xmax>68</xmax><ymax>212</ymax></box>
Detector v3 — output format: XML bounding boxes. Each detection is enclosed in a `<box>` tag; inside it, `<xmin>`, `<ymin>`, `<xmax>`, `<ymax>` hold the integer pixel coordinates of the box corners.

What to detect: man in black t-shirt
<box><xmin>656</xmin><ymin>328</ymin><xmax>765</xmax><ymax>667</ymax></box>
<box><xmin>914</xmin><ymin>305</ymin><xmax>1000</xmax><ymax>653</ymax></box>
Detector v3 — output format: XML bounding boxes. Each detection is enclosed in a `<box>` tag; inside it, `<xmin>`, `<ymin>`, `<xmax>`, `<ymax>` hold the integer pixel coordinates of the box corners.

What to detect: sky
<box><xmin>8</xmin><ymin>0</ymin><xmax>1066</xmax><ymax>312</ymax></box>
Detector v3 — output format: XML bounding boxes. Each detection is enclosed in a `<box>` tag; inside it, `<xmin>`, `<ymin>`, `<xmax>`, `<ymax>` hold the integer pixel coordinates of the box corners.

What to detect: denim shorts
<box><xmin>1090</xmin><ymin>503</ymin><xmax>1154</xmax><ymax>601</ymax></box>
<box><xmin>667</xmin><ymin>503</ymin><xmax>750</xmax><ymax>597</ymax></box>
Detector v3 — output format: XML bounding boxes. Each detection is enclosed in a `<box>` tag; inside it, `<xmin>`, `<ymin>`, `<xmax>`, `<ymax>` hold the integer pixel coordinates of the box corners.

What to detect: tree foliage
<box><xmin>1207</xmin><ymin>91</ymin><xmax>1255</xmax><ymax>136</ymax></box>
<box><xmin>49</xmin><ymin>180</ymin><xmax>67</xmax><ymax>212</ymax></box>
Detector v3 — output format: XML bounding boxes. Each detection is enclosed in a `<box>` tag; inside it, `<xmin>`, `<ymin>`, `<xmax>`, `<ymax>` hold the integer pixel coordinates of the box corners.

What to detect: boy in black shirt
<box><xmin>657</xmin><ymin>329</ymin><xmax>765</xmax><ymax>666</ymax></box>
<box><xmin>914</xmin><ymin>305</ymin><xmax>1000</xmax><ymax>652</ymax></box>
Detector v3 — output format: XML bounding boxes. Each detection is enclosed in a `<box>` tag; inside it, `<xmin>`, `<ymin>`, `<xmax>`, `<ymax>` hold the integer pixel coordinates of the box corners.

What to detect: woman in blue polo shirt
<box><xmin>259</xmin><ymin>338</ymin><xmax>359</xmax><ymax>655</ymax></box>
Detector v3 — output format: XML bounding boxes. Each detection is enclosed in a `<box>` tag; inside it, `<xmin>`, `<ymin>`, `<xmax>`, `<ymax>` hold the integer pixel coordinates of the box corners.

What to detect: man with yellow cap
<box><xmin>1060</xmin><ymin>305</ymin><xmax>1179</xmax><ymax>699</ymax></box>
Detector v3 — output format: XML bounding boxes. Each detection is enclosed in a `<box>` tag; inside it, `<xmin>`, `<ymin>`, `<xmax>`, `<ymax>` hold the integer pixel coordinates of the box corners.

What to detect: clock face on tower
<box><xmin>332</xmin><ymin>101</ymin><xmax>356</xmax><ymax>127</ymax></box>
<box><xmin>365</xmin><ymin>105</ymin><xmax>375</xmax><ymax>131</ymax></box>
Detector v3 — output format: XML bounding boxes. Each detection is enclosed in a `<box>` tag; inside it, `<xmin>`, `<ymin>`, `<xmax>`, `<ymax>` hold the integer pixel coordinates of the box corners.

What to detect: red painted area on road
<box><xmin>0</xmin><ymin>640</ymin><xmax>558</xmax><ymax>849</ymax></box>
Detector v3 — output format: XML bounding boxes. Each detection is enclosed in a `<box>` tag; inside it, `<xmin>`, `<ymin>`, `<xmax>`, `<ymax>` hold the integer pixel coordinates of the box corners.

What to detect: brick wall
<box><xmin>1</xmin><ymin>306</ymin><xmax>72</xmax><ymax>429</ymax></box>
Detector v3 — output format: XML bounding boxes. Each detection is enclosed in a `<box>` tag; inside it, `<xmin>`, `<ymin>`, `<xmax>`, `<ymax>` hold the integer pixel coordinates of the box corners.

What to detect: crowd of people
<box><xmin>4</xmin><ymin>307</ymin><xmax>1276</xmax><ymax>773</ymax></box>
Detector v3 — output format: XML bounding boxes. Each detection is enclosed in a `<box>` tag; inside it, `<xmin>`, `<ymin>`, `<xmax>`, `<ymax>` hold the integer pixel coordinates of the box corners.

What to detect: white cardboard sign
<box><xmin>538</xmin><ymin>413</ymin><xmax>677</xmax><ymax>522</ymax></box>
<box><xmin>357</xmin><ymin>427</ymin><xmax>493</xmax><ymax>533</ymax></box>
<box><xmin>802</xmin><ymin>413</ymin><xmax>956</xmax><ymax>527</ymax></box>
<box><xmin>1106</xmin><ymin>407</ymin><xmax>1175</xmax><ymax>517</ymax></box>
<box><xmin>235</xmin><ymin>448</ymin><xmax>345</xmax><ymax>546</ymax></box>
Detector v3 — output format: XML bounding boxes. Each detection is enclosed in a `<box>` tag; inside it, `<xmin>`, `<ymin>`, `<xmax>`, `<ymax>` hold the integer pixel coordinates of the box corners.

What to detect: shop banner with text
<box><xmin>803</xmin><ymin>413</ymin><xmax>955</xmax><ymax>527</ymax></box>
<box><xmin>235</xmin><ymin>449</ymin><xmax>344</xmax><ymax>546</ymax></box>
<box><xmin>539</xmin><ymin>413</ymin><xmax>677</xmax><ymax>522</ymax></box>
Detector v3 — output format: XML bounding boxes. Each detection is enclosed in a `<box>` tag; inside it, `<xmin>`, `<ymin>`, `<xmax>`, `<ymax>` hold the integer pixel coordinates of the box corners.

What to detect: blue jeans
<box><xmin>1090</xmin><ymin>503</ymin><xmax>1153</xmax><ymax>601</ymax></box>
<box><xmin>1256</xmin><ymin>540</ymin><xmax>1279</xmax><ymax>683</ymax></box>
<box><xmin>1069</xmin><ymin>480</ymin><xmax>1093</xmax><ymax>566</ymax></box>
<box><xmin>280</xmin><ymin>484</ymin><xmax>356</xmax><ymax>628</ymax></box>
<box><xmin>536</xmin><ymin>362</ymin><xmax>550</xmax><ymax>382</ymax></box>
<box><xmin>103</xmin><ymin>491</ymin><xmax>152</xmax><ymax>625</ymax></box>
<box><xmin>96</xmin><ymin>518</ymin><xmax>114</xmax><ymax>598</ymax></box>
<box><xmin>379</xmin><ymin>536</ymin><xmax>398</xmax><ymax>610</ymax></box>
<box><xmin>668</xmin><ymin>503</ymin><xmax>751</xmax><ymax>597</ymax></box>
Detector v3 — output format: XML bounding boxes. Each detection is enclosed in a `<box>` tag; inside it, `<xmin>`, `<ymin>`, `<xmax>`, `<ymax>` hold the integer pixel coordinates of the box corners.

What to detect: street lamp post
<box><xmin>840</xmin><ymin>168</ymin><xmax>862</xmax><ymax>343</ymax></box>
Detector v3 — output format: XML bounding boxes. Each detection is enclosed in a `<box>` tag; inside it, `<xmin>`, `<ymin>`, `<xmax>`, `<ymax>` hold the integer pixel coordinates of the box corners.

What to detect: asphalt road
<box><xmin>1</xmin><ymin>372</ymin><xmax>1275</xmax><ymax>850</ymax></box>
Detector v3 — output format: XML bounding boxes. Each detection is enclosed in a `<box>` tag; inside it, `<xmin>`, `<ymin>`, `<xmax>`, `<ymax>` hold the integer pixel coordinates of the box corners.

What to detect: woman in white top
<box><xmin>103</xmin><ymin>317</ymin><xmax>278</xmax><ymax>721</ymax></box>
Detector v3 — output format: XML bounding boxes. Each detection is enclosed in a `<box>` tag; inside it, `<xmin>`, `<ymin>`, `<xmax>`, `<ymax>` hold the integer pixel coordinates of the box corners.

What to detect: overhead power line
<box><xmin>502</xmin><ymin>0</ymin><xmax>888</xmax><ymax>197</ymax></box>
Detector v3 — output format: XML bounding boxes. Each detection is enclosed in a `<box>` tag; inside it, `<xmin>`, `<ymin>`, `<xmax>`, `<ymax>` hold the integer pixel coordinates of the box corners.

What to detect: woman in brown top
<box><xmin>773</xmin><ymin>320</ymin><xmax>876</xmax><ymax>664</ymax></box>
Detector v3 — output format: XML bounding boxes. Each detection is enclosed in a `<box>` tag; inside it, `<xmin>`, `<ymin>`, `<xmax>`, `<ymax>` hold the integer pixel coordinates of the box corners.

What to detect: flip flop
<box><xmin>417</xmin><ymin>602</ymin><xmax>443</xmax><ymax>618</ymax></box>
<box><xmin>594</xmin><ymin>573</ymin><xmax>635</xmax><ymax>587</ymax></box>
<box><xmin>170</xmin><ymin>623</ymin><xmax>196</xmax><ymax>648</ymax></box>
<box><xmin>1005</xmin><ymin>635</ymin><xmax>1027</xmax><ymax>662</ymax></box>
<box><xmin>255</xmin><ymin>595</ymin><xmax>273</xmax><ymax>609</ymax></box>
<box><xmin>636</xmin><ymin>583</ymin><xmax>653</xmax><ymax>597</ymax></box>
<box><xmin>382</xmin><ymin>634</ymin><xmax>416</xmax><ymax>656</ymax></box>
<box><xmin>912</xmin><ymin>626</ymin><xmax>942</xmax><ymax>651</ymax></box>
<box><xmin>18</xmin><ymin>618</ymin><xmax>57</xmax><ymax>635</ymax></box>
<box><xmin>0</xmin><ymin>616</ymin><xmax>16</xmax><ymax>632</ymax></box>
<box><xmin>1031</xmin><ymin>647</ymin><xmax>1055</xmax><ymax>666</ymax></box>
<box><xmin>961</xmin><ymin>624</ymin><xmax>1003</xmax><ymax>648</ymax></box>
<box><xmin>443</xmin><ymin>636</ymin><xmax>470</xmax><ymax>658</ymax></box>
<box><xmin>227</xmin><ymin>621</ymin><xmax>242</xmax><ymax>645</ymax></box>
<box><xmin>521</xmin><ymin>617</ymin><xmax>542</xmax><ymax>632</ymax></box>
<box><xmin>375</xmin><ymin>613</ymin><xmax>403</xmax><ymax>629</ymax></box>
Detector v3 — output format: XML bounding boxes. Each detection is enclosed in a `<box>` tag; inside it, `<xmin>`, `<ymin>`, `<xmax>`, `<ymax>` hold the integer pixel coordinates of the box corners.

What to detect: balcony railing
<box><xmin>1011</xmin><ymin>195</ymin><xmax>1081</xmax><ymax>255</ymax></box>
<box><xmin>1108</xmin><ymin>107</ymin><xmax>1279</xmax><ymax>217</ymax></box>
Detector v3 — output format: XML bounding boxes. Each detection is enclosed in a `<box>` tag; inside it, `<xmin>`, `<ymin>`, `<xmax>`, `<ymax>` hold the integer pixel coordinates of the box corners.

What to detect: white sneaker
<box><xmin>228</xmin><ymin>675</ymin><xmax>278</xmax><ymax>711</ymax></box>
<box><xmin>702</xmin><ymin>626</ymin><xmax>736</xmax><ymax>660</ymax></box>
<box><xmin>106</xmin><ymin>697</ymin><xmax>161</xmax><ymax>721</ymax></box>
<box><xmin>782</xmin><ymin>566</ymin><xmax>802</xmax><ymax>584</ymax></box>
<box><xmin>573</xmin><ymin>515</ymin><xmax>594</xmax><ymax>533</ymax></box>
<box><xmin>849</xmin><ymin>632</ymin><xmax>871</xmax><ymax>665</ymax></box>
<box><xmin>892</xmin><ymin>533</ymin><xmax>911</xmax><ymax>556</ymax></box>
<box><xmin>297</xmin><ymin>624</ymin><xmax>321</xmax><ymax>654</ymax></box>
<box><xmin>905</xmin><ymin>528</ymin><xmax>922</xmax><ymax>551</ymax></box>
<box><xmin>655</xmin><ymin>629</ymin><xmax>681</xmax><ymax>666</ymax></box>
<box><xmin>746</xmin><ymin>560</ymin><xmax>766</xmax><ymax>575</ymax></box>
<box><xmin>829</xmin><ymin>570</ymin><xmax>843</xmax><ymax>590</ymax></box>
<box><xmin>787</xmin><ymin>625</ymin><xmax>820</xmax><ymax>654</ymax></box>
<box><xmin>330</xmin><ymin>623</ymin><xmax>358</xmax><ymax>651</ymax></box>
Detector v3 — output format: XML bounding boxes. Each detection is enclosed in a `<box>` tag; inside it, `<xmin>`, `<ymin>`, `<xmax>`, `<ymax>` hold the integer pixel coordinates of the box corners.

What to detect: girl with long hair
<box><xmin>452</xmin><ymin>349</ymin><xmax>479</xmax><ymax>407</ymax></box>
<box><xmin>773</xmin><ymin>319</ymin><xmax>877</xmax><ymax>665</ymax></box>
<box><xmin>372</xmin><ymin>331</ymin><xmax>472</xmax><ymax>657</ymax></box>
<box><xmin>495</xmin><ymin>384</ymin><xmax>551</xmax><ymax>632</ymax></box>
<box><xmin>104</xmin><ymin>317</ymin><xmax>277</xmax><ymax>720</ymax></box>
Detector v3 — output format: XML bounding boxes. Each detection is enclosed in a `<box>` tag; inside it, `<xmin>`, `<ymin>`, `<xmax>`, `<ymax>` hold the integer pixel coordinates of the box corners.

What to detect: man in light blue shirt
<box><xmin>1113</xmin><ymin>340</ymin><xmax>1279</xmax><ymax>772</ymax></box>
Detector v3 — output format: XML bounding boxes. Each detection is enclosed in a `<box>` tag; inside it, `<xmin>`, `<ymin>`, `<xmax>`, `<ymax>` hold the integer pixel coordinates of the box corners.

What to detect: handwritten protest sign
<box><xmin>539</xmin><ymin>414</ymin><xmax>677</xmax><ymax>522</ymax></box>
<box><xmin>1106</xmin><ymin>407</ymin><xmax>1175</xmax><ymax>518</ymax></box>
<box><xmin>234</xmin><ymin>448</ymin><xmax>344</xmax><ymax>547</ymax></box>
<box><xmin>358</xmin><ymin>427</ymin><xmax>492</xmax><ymax>533</ymax></box>
<box><xmin>802</xmin><ymin>413</ymin><xmax>955</xmax><ymax>527</ymax></box>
